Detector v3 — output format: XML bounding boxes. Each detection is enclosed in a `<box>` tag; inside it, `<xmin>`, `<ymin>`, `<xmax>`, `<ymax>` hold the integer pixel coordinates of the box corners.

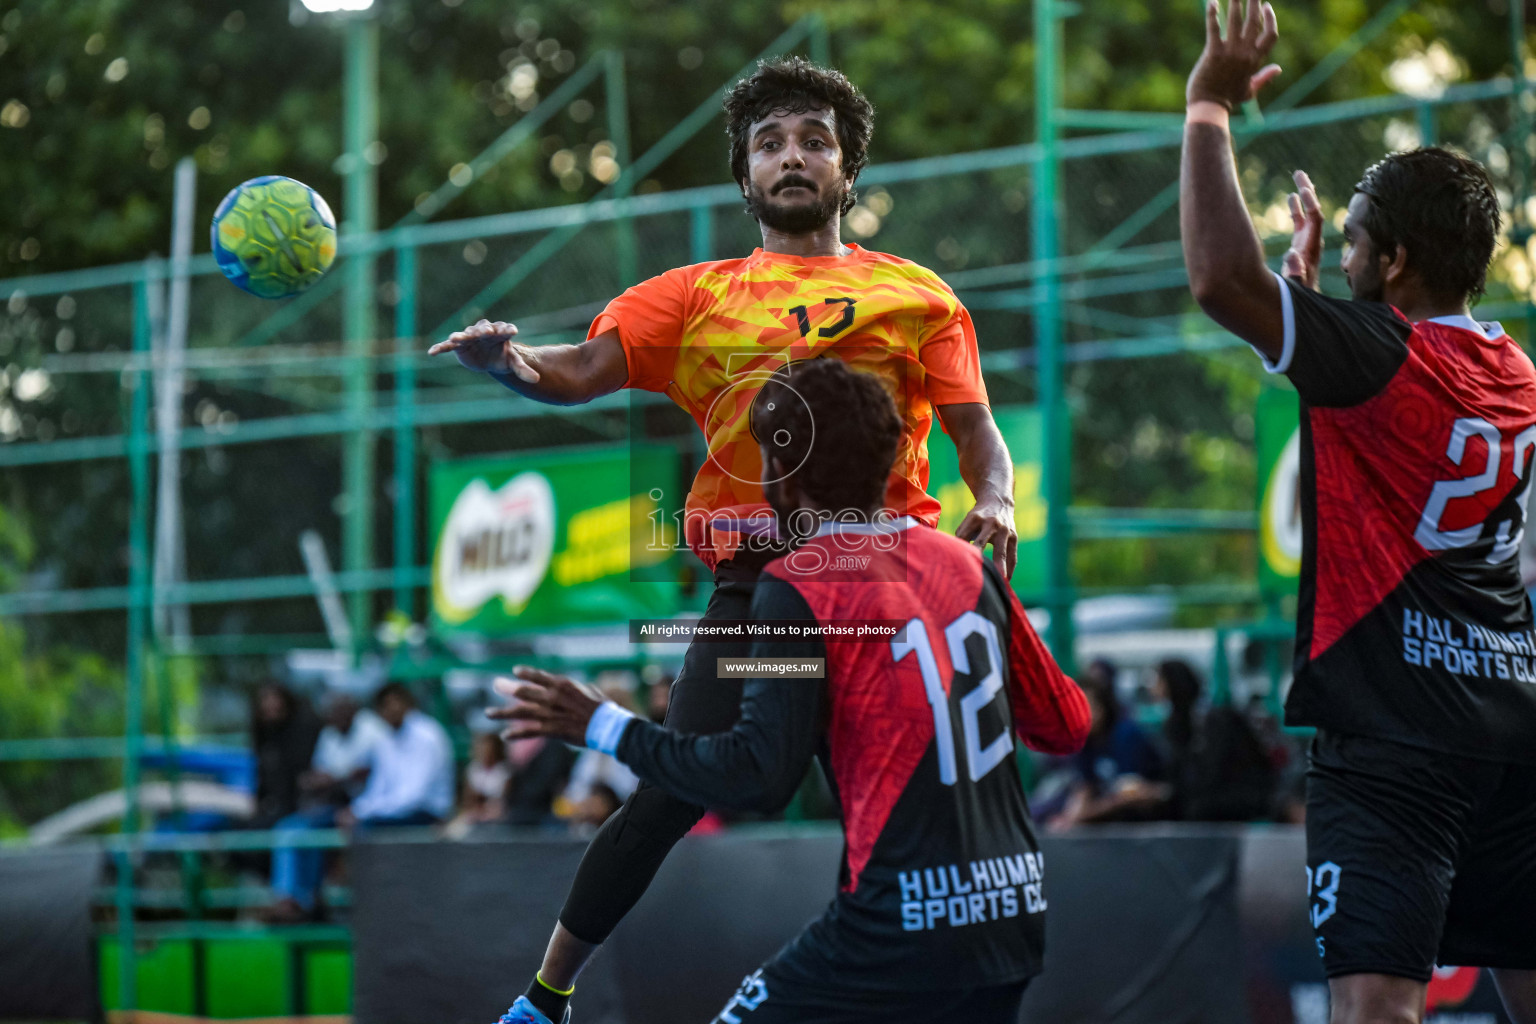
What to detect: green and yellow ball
<box><xmin>210</xmin><ymin>175</ymin><xmax>337</xmax><ymax>299</ymax></box>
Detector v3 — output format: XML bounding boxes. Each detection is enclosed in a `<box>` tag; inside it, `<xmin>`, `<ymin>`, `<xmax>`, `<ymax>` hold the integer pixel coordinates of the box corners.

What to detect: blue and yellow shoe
<box><xmin>496</xmin><ymin>996</ymin><xmax>570</xmax><ymax>1024</ymax></box>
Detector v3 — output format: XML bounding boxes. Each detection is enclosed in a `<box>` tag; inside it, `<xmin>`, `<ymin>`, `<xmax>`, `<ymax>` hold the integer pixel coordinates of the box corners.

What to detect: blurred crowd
<box><xmin>243</xmin><ymin>668</ymin><xmax>681</xmax><ymax>922</ymax></box>
<box><xmin>237</xmin><ymin>657</ymin><xmax>1298</xmax><ymax>921</ymax></box>
<box><xmin>1030</xmin><ymin>658</ymin><xmax>1302</xmax><ymax>829</ymax></box>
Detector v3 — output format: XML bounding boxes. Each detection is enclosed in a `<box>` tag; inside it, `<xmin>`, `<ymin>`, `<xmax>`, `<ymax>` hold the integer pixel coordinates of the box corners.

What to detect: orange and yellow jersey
<box><xmin>588</xmin><ymin>244</ymin><xmax>988</xmax><ymax>571</ymax></box>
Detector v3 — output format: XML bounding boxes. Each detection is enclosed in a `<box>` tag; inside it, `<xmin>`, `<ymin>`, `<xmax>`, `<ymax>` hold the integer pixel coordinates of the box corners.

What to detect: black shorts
<box><xmin>709</xmin><ymin>965</ymin><xmax>1028</xmax><ymax>1024</ymax></box>
<box><xmin>1305</xmin><ymin>730</ymin><xmax>1536</xmax><ymax>981</ymax></box>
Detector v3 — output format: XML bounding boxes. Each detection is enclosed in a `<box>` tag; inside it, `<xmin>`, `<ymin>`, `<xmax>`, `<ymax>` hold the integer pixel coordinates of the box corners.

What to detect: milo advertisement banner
<box><xmin>929</xmin><ymin>406</ymin><xmax>1047</xmax><ymax>598</ymax></box>
<box><xmin>430</xmin><ymin>445</ymin><xmax>682</xmax><ymax>633</ymax></box>
<box><xmin>1257</xmin><ymin>388</ymin><xmax>1302</xmax><ymax>597</ymax></box>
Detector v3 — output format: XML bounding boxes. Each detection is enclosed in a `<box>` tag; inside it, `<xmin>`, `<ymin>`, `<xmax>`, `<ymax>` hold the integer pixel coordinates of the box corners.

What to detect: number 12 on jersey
<box><xmin>891</xmin><ymin>613</ymin><xmax>1014</xmax><ymax>785</ymax></box>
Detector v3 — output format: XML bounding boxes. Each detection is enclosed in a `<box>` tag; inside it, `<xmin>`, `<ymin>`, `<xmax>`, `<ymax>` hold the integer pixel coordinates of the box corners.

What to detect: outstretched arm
<box><xmin>486</xmin><ymin>577</ymin><xmax>828</xmax><ymax>812</ymax></box>
<box><xmin>487</xmin><ymin>665</ymin><xmax>823</xmax><ymax>813</ymax></box>
<box><xmin>1180</xmin><ymin>0</ymin><xmax>1284</xmax><ymax>358</ymax></box>
<box><xmin>427</xmin><ymin>321</ymin><xmax>628</xmax><ymax>406</ymax></box>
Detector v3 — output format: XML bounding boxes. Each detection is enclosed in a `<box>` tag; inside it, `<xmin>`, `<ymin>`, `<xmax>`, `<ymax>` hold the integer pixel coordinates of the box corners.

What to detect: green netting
<box><xmin>0</xmin><ymin>81</ymin><xmax>1532</xmax><ymax>824</ymax></box>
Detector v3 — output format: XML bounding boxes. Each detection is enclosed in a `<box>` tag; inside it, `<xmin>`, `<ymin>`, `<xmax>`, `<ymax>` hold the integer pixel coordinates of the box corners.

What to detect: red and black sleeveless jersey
<box><xmin>613</xmin><ymin>519</ymin><xmax>1089</xmax><ymax>991</ymax></box>
<box><xmin>1268</xmin><ymin>276</ymin><xmax>1536</xmax><ymax>762</ymax></box>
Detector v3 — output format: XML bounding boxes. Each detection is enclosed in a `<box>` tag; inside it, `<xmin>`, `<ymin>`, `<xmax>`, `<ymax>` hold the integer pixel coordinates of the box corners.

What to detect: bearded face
<box><xmin>744</xmin><ymin>174</ymin><xmax>849</xmax><ymax>235</ymax></box>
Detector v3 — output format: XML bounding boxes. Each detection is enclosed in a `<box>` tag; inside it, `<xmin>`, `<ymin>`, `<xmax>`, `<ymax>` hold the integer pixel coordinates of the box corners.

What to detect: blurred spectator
<box><xmin>558</xmin><ymin>672</ymin><xmax>640</xmax><ymax>830</ymax></box>
<box><xmin>301</xmin><ymin>693</ymin><xmax>387</xmax><ymax>808</ymax></box>
<box><xmin>266</xmin><ymin>683</ymin><xmax>453</xmax><ymax>922</ymax></box>
<box><xmin>1037</xmin><ymin>664</ymin><xmax>1164</xmax><ymax>827</ymax></box>
<box><xmin>1153</xmin><ymin>659</ymin><xmax>1279</xmax><ymax>822</ymax></box>
<box><xmin>503</xmin><ymin>736</ymin><xmax>575</xmax><ymax>827</ymax></box>
<box><xmin>568</xmin><ymin>782</ymin><xmax>624</xmax><ymax>832</ymax></box>
<box><xmin>643</xmin><ymin>667</ymin><xmax>674</xmax><ymax>723</ymax></box>
<box><xmin>1082</xmin><ymin>657</ymin><xmax>1116</xmax><ymax>691</ymax></box>
<box><xmin>446</xmin><ymin>732</ymin><xmax>512</xmax><ymax>837</ymax></box>
<box><xmin>250</xmin><ymin>683</ymin><xmax>321</xmax><ymax>829</ymax></box>
<box><xmin>343</xmin><ymin>683</ymin><xmax>454</xmax><ymax>828</ymax></box>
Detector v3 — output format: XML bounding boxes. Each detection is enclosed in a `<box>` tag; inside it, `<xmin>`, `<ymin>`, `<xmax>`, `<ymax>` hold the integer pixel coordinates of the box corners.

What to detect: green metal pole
<box><xmin>150</xmin><ymin>653</ymin><xmax>205</xmax><ymax>920</ymax></box>
<box><xmin>1211</xmin><ymin>626</ymin><xmax>1231</xmax><ymax>704</ymax></box>
<box><xmin>1033</xmin><ymin>0</ymin><xmax>1074</xmax><ymax>669</ymax></box>
<box><xmin>117</xmin><ymin>270</ymin><xmax>155</xmax><ymax>1017</ymax></box>
<box><xmin>689</xmin><ymin>204</ymin><xmax>713</xmax><ymax>264</ymax></box>
<box><xmin>809</xmin><ymin>12</ymin><xmax>832</xmax><ymax>66</ymax></box>
<box><xmin>606</xmin><ymin>51</ymin><xmax>638</xmax><ymax>288</ymax></box>
<box><xmin>1263</xmin><ymin>597</ymin><xmax>1284</xmax><ymax>713</ymax></box>
<box><xmin>605</xmin><ymin>50</ymin><xmax>645</xmax><ymax>451</ymax></box>
<box><xmin>343</xmin><ymin>16</ymin><xmax>379</xmax><ymax>650</ymax></box>
<box><xmin>1512</xmin><ymin>0</ymin><xmax>1534</xmax><ymax>351</ymax></box>
<box><xmin>393</xmin><ymin>243</ymin><xmax>417</xmax><ymax>617</ymax></box>
<box><xmin>1415</xmin><ymin>101</ymin><xmax>1437</xmax><ymax>146</ymax></box>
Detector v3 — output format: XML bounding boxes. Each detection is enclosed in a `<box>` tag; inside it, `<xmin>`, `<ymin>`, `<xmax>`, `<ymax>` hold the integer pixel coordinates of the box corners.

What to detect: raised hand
<box><xmin>1282</xmin><ymin>169</ymin><xmax>1324</xmax><ymax>290</ymax></box>
<box><xmin>484</xmin><ymin>666</ymin><xmax>604</xmax><ymax>746</ymax></box>
<box><xmin>1187</xmin><ymin>0</ymin><xmax>1281</xmax><ymax>111</ymax></box>
<box><xmin>427</xmin><ymin>318</ymin><xmax>540</xmax><ymax>382</ymax></box>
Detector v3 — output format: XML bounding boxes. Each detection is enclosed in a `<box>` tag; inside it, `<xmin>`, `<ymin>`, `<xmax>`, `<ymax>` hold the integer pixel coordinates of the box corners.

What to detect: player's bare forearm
<box><xmin>1180</xmin><ymin>123</ymin><xmax>1283</xmax><ymax>358</ymax></box>
<box><xmin>945</xmin><ymin>404</ymin><xmax>1012</xmax><ymax>505</ymax></box>
<box><xmin>940</xmin><ymin>402</ymin><xmax>1018</xmax><ymax>578</ymax></box>
<box><xmin>428</xmin><ymin>323</ymin><xmax>627</xmax><ymax>406</ymax></box>
<box><xmin>1180</xmin><ymin>0</ymin><xmax>1285</xmax><ymax>358</ymax></box>
<box><xmin>491</xmin><ymin>336</ymin><xmax>626</xmax><ymax>406</ymax></box>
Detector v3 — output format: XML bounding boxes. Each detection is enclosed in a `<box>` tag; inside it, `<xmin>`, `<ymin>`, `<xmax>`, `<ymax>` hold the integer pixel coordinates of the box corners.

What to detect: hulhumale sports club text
<box><xmin>1402</xmin><ymin>610</ymin><xmax>1536</xmax><ymax>681</ymax></box>
<box><xmin>898</xmin><ymin>853</ymin><xmax>1047</xmax><ymax>932</ymax></box>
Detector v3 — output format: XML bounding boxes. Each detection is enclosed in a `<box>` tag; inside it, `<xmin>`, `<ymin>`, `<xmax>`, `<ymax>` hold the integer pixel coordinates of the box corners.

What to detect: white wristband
<box><xmin>585</xmin><ymin>701</ymin><xmax>637</xmax><ymax>756</ymax></box>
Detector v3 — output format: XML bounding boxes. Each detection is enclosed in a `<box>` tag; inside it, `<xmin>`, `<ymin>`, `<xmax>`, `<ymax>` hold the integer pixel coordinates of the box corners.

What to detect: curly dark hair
<box><xmin>1354</xmin><ymin>147</ymin><xmax>1502</xmax><ymax>303</ymax></box>
<box><xmin>723</xmin><ymin>56</ymin><xmax>875</xmax><ymax>216</ymax></box>
<box><xmin>752</xmin><ymin>359</ymin><xmax>901</xmax><ymax>515</ymax></box>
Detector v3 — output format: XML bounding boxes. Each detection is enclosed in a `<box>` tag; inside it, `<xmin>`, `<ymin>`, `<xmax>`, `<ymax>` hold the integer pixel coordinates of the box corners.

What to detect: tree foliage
<box><xmin>2</xmin><ymin>0</ymin><xmax>1522</xmax><ymax>272</ymax></box>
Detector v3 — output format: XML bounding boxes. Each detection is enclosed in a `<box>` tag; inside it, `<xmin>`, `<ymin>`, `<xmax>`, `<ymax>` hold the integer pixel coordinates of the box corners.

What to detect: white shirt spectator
<box><xmin>312</xmin><ymin>709</ymin><xmax>388</xmax><ymax>778</ymax></box>
<box><xmin>563</xmin><ymin>750</ymin><xmax>638</xmax><ymax>805</ymax></box>
<box><xmin>350</xmin><ymin>710</ymin><xmax>454</xmax><ymax>820</ymax></box>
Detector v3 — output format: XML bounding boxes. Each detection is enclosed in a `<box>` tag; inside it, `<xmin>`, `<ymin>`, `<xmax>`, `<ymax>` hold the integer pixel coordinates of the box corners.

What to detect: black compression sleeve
<box><xmin>614</xmin><ymin>575</ymin><xmax>827</xmax><ymax>812</ymax></box>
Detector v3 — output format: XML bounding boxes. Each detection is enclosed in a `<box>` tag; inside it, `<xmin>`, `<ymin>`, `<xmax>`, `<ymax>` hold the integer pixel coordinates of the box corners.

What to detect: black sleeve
<box><xmin>614</xmin><ymin>574</ymin><xmax>828</xmax><ymax>813</ymax></box>
<box><xmin>1275</xmin><ymin>275</ymin><xmax>1411</xmax><ymax>407</ymax></box>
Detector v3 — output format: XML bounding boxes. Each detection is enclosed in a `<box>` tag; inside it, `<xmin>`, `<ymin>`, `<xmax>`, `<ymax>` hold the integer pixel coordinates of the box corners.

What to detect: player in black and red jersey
<box><xmin>488</xmin><ymin>359</ymin><xmax>1089</xmax><ymax>1023</ymax></box>
<box><xmin>1182</xmin><ymin>3</ymin><xmax>1536</xmax><ymax>1022</ymax></box>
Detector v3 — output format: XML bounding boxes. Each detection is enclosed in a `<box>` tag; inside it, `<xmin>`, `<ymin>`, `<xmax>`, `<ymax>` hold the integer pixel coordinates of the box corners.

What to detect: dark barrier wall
<box><xmin>0</xmin><ymin>846</ymin><xmax>102</xmax><ymax>1021</ymax></box>
<box><xmin>355</xmin><ymin>826</ymin><xmax>1520</xmax><ymax>1024</ymax></box>
<box><xmin>1022</xmin><ymin>830</ymin><xmax>1246</xmax><ymax>1022</ymax></box>
<box><xmin>353</xmin><ymin>828</ymin><xmax>1247</xmax><ymax>1024</ymax></box>
<box><xmin>351</xmin><ymin>831</ymin><xmax>844</xmax><ymax>1024</ymax></box>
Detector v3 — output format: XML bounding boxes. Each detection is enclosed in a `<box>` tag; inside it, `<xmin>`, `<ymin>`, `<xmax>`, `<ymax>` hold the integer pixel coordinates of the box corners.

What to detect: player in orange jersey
<box><xmin>430</xmin><ymin>57</ymin><xmax>1018</xmax><ymax>1024</ymax></box>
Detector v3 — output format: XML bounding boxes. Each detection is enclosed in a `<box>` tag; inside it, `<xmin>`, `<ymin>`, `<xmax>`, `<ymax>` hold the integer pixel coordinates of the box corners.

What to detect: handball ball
<box><xmin>211</xmin><ymin>175</ymin><xmax>337</xmax><ymax>299</ymax></box>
